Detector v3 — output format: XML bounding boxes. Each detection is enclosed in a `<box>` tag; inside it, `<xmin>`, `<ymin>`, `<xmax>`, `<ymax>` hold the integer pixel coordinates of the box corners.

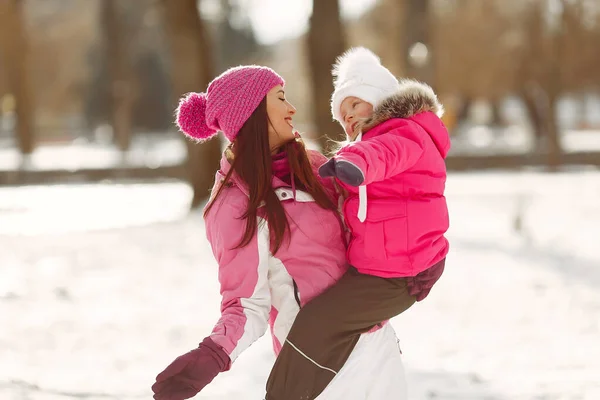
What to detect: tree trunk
<box><xmin>101</xmin><ymin>0</ymin><xmax>133</xmax><ymax>154</ymax></box>
<box><xmin>576</xmin><ymin>92</ymin><xmax>587</xmax><ymax>129</ymax></box>
<box><xmin>544</xmin><ymin>20</ymin><xmax>564</xmax><ymax>171</ymax></box>
<box><xmin>0</xmin><ymin>0</ymin><xmax>35</xmax><ymax>156</ymax></box>
<box><xmin>490</xmin><ymin>98</ymin><xmax>504</xmax><ymax>126</ymax></box>
<box><xmin>518</xmin><ymin>1</ymin><xmax>563</xmax><ymax>169</ymax></box>
<box><xmin>307</xmin><ymin>0</ymin><xmax>346</xmax><ymax>153</ymax></box>
<box><xmin>520</xmin><ymin>87</ymin><xmax>545</xmax><ymax>152</ymax></box>
<box><xmin>404</xmin><ymin>0</ymin><xmax>434</xmax><ymax>86</ymax></box>
<box><xmin>544</xmin><ymin>94</ymin><xmax>562</xmax><ymax>170</ymax></box>
<box><xmin>162</xmin><ymin>0</ymin><xmax>221</xmax><ymax>209</ymax></box>
<box><xmin>457</xmin><ymin>95</ymin><xmax>472</xmax><ymax>123</ymax></box>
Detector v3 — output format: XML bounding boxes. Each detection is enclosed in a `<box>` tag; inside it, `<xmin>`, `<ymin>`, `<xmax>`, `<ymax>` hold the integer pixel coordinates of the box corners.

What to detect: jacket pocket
<box><xmin>363</xmin><ymin>200</ymin><xmax>407</xmax><ymax>261</ymax></box>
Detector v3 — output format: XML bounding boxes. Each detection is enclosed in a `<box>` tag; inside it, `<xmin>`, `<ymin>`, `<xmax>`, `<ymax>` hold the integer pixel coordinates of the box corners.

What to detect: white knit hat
<box><xmin>330</xmin><ymin>47</ymin><xmax>400</xmax><ymax>123</ymax></box>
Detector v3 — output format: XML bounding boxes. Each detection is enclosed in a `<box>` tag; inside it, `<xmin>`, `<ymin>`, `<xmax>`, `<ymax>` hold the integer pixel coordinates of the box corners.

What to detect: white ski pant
<box><xmin>316</xmin><ymin>324</ymin><xmax>407</xmax><ymax>400</ymax></box>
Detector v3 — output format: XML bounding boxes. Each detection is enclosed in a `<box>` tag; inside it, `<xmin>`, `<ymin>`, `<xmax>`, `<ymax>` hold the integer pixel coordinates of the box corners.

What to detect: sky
<box><xmin>209</xmin><ymin>0</ymin><xmax>378</xmax><ymax>45</ymax></box>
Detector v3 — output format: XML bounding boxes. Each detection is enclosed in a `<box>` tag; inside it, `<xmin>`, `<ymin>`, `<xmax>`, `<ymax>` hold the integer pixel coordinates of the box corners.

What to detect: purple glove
<box><xmin>318</xmin><ymin>158</ymin><xmax>365</xmax><ymax>186</ymax></box>
<box><xmin>407</xmin><ymin>259</ymin><xmax>445</xmax><ymax>302</ymax></box>
<box><xmin>152</xmin><ymin>337</ymin><xmax>230</xmax><ymax>400</ymax></box>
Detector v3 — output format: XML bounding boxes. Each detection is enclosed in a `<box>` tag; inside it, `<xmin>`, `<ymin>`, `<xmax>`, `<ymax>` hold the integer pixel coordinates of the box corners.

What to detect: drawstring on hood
<box><xmin>354</xmin><ymin>131</ymin><xmax>368</xmax><ymax>223</ymax></box>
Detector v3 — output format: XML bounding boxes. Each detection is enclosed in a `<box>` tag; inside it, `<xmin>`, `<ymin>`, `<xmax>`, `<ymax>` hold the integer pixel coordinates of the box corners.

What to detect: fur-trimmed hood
<box><xmin>354</xmin><ymin>79</ymin><xmax>444</xmax><ymax>133</ymax></box>
<box><xmin>353</xmin><ymin>79</ymin><xmax>450</xmax><ymax>158</ymax></box>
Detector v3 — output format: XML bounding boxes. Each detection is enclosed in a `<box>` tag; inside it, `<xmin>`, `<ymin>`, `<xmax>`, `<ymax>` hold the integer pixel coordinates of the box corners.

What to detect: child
<box><xmin>265</xmin><ymin>47</ymin><xmax>450</xmax><ymax>400</ymax></box>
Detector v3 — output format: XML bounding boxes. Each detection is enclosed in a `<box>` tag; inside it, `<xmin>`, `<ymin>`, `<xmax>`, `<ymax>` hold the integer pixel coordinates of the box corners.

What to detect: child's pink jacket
<box><xmin>334</xmin><ymin>81</ymin><xmax>450</xmax><ymax>278</ymax></box>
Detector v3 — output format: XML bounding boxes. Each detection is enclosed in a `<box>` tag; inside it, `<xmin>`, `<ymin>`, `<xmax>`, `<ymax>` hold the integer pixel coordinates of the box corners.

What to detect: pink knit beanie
<box><xmin>176</xmin><ymin>65</ymin><xmax>285</xmax><ymax>142</ymax></box>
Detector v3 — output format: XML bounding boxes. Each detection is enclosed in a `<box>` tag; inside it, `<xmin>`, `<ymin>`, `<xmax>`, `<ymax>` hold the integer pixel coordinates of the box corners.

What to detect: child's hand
<box><xmin>318</xmin><ymin>158</ymin><xmax>337</xmax><ymax>179</ymax></box>
<box><xmin>318</xmin><ymin>158</ymin><xmax>365</xmax><ymax>187</ymax></box>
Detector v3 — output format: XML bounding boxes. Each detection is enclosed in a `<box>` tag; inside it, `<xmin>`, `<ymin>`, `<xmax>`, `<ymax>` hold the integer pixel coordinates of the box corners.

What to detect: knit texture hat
<box><xmin>330</xmin><ymin>47</ymin><xmax>400</xmax><ymax>123</ymax></box>
<box><xmin>176</xmin><ymin>66</ymin><xmax>284</xmax><ymax>142</ymax></box>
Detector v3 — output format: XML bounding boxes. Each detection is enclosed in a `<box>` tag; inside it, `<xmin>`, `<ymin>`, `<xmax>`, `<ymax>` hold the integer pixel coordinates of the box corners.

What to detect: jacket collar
<box><xmin>352</xmin><ymin>79</ymin><xmax>444</xmax><ymax>138</ymax></box>
<box><xmin>216</xmin><ymin>148</ymin><xmax>314</xmax><ymax>203</ymax></box>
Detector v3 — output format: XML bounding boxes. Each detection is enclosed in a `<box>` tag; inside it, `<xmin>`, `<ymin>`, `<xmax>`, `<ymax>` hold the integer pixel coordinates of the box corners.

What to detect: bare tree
<box><xmin>404</xmin><ymin>0</ymin><xmax>435</xmax><ymax>85</ymax></box>
<box><xmin>215</xmin><ymin>0</ymin><xmax>258</xmax><ymax>70</ymax></box>
<box><xmin>347</xmin><ymin>0</ymin><xmax>405</xmax><ymax>77</ymax></box>
<box><xmin>557</xmin><ymin>0</ymin><xmax>593</xmax><ymax>128</ymax></box>
<box><xmin>0</xmin><ymin>0</ymin><xmax>34</xmax><ymax>157</ymax></box>
<box><xmin>307</xmin><ymin>0</ymin><xmax>346</xmax><ymax>152</ymax></box>
<box><xmin>516</xmin><ymin>0</ymin><xmax>566</xmax><ymax>168</ymax></box>
<box><xmin>162</xmin><ymin>0</ymin><xmax>221</xmax><ymax>209</ymax></box>
<box><xmin>101</xmin><ymin>0</ymin><xmax>134</xmax><ymax>154</ymax></box>
<box><xmin>434</xmin><ymin>0</ymin><xmax>574</xmax><ymax>167</ymax></box>
<box><xmin>434</xmin><ymin>0</ymin><xmax>519</xmax><ymax>100</ymax></box>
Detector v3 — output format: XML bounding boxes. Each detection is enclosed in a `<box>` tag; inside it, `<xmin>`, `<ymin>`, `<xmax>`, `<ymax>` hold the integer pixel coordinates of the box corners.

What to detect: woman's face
<box><xmin>266</xmin><ymin>85</ymin><xmax>297</xmax><ymax>152</ymax></box>
<box><xmin>340</xmin><ymin>96</ymin><xmax>374</xmax><ymax>138</ymax></box>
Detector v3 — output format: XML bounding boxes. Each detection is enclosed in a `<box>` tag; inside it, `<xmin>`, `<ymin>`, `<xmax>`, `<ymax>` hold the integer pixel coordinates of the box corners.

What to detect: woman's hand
<box><xmin>151</xmin><ymin>337</ymin><xmax>230</xmax><ymax>400</ymax></box>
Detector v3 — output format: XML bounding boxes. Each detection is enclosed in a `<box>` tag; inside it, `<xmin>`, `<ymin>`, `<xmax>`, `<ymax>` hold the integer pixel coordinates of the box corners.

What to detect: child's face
<box><xmin>340</xmin><ymin>97</ymin><xmax>374</xmax><ymax>138</ymax></box>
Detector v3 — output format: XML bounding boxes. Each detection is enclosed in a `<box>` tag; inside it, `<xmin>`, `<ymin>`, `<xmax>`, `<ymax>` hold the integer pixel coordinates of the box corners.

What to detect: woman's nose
<box><xmin>345</xmin><ymin>114</ymin><xmax>354</xmax><ymax>123</ymax></box>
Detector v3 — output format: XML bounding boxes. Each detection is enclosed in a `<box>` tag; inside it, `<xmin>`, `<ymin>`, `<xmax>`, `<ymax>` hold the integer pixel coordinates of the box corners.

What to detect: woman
<box><xmin>151</xmin><ymin>65</ymin><xmax>406</xmax><ymax>400</ymax></box>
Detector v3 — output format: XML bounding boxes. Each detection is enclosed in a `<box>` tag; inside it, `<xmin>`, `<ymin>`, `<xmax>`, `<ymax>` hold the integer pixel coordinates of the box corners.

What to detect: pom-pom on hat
<box><xmin>176</xmin><ymin>65</ymin><xmax>284</xmax><ymax>142</ymax></box>
<box><xmin>330</xmin><ymin>47</ymin><xmax>400</xmax><ymax>123</ymax></box>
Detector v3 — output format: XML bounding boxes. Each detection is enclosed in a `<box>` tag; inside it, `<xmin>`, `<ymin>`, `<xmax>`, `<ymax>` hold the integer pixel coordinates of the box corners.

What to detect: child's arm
<box><xmin>334</xmin><ymin>124</ymin><xmax>425</xmax><ymax>185</ymax></box>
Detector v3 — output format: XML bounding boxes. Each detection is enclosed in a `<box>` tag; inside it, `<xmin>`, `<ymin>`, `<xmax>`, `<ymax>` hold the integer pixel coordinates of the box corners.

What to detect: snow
<box><xmin>1</xmin><ymin>170</ymin><xmax>599</xmax><ymax>399</ymax></box>
<box><xmin>0</xmin><ymin>135</ymin><xmax>187</xmax><ymax>172</ymax></box>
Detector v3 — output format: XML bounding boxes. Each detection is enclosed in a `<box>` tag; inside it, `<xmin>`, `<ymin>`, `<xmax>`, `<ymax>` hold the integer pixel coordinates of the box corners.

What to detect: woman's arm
<box><xmin>206</xmin><ymin>200</ymin><xmax>272</xmax><ymax>365</ymax></box>
<box><xmin>152</xmin><ymin>197</ymin><xmax>272</xmax><ymax>399</ymax></box>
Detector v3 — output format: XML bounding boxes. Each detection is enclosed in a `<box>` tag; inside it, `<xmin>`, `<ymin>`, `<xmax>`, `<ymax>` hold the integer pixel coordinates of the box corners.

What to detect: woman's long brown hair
<box><xmin>204</xmin><ymin>98</ymin><xmax>337</xmax><ymax>254</ymax></box>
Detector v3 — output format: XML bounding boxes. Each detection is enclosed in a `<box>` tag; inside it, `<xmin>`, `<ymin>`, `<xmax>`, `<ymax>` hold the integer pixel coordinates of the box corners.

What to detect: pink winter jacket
<box><xmin>203</xmin><ymin>150</ymin><xmax>351</xmax><ymax>366</ymax></box>
<box><xmin>335</xmin><ymin>81</ymin><xmax>450</xmax><ymax>278</ymax></box>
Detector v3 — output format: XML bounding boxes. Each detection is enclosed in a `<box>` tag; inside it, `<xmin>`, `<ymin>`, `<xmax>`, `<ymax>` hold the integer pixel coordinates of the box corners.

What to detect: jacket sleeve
<box><xmin>335</xmin><ymin>121</ymin><xmax>425</xmax><ymax>185</ymax></box>
<box><xmin>204</xmin><ymin>200</ymin><xmax>271</xmax><ymax>367</ymax></box>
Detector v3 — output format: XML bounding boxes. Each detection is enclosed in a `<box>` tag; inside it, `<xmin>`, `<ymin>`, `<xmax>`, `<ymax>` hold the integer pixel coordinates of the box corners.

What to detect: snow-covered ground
<box><xmin>1</xmin><ymin>170</ymin><xmax>599</xmax><ymax>399</ymax></box>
